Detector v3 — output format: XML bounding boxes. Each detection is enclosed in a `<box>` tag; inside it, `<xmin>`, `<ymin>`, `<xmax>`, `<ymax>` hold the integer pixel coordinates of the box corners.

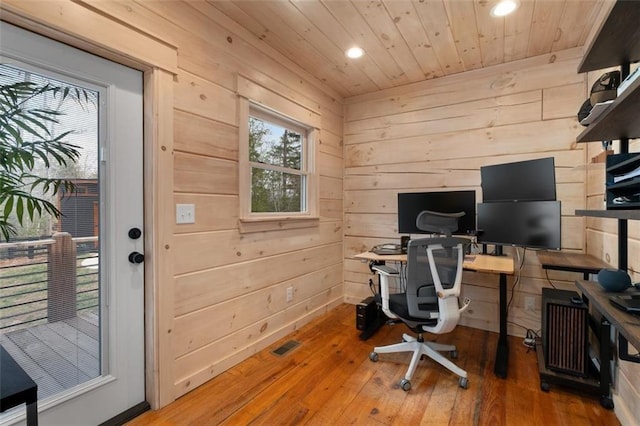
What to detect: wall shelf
<box><xmin>576</xmin><ymin>75</ymin><xmax>640</xmax><ymax>143</ymax></box>
<box><xmin>576</xmin><ymin>1</ymin><xmax>640</xmax><ymax>144</ymax></box>
<box><xmin>575</xmin><ymin>0</ymin><xmax>640</xmax><ymax>274</ymax></box>
<box><xmin>557</xmin><ymin>2</ymin><xmax>640</xmax><ymax>410</ymax></box>
<box><xmin>577</xmin><ymin>1</ymin><xmax>640</xmax><ymax>73</ymax></box>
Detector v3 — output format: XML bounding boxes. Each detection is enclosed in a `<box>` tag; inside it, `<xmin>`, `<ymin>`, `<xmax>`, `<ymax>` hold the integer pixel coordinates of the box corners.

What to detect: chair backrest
<box><xmin>405</xmin><ymin>237</ymin><xmax>467</xmax><ymax>333</ymax></box>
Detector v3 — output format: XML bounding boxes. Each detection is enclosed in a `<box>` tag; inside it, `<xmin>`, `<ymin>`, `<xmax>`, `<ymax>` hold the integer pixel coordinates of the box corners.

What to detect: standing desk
<box><xmin>354</xmin><ymin>252</ymin><xmax>514</xmax><ymax>378</ymax></box>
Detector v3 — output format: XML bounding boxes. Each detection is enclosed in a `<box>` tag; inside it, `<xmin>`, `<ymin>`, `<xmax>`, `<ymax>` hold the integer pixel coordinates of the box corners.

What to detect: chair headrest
<box><xmin>408</xmin><ymin>236</ymin><xmax>469</xmax><ymax>250</ymax></box>
<box><xmin>415</xmin><ymin>210</ymin><xmax>464</xmax><ymax>236</ymax></box>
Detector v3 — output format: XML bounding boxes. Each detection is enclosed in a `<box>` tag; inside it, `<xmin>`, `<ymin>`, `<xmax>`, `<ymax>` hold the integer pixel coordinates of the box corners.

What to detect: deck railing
<box><xmin>0</xmin><ymin>233</ymin><xmax>99</xmax><ymax>332</ymax></box>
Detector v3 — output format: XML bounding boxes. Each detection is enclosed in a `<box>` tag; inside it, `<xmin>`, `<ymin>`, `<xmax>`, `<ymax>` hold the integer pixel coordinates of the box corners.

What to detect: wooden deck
<box><xmin>0</xmin><ymin>309</ymin><xmax>99</xmax><ymax>401</ymax></box>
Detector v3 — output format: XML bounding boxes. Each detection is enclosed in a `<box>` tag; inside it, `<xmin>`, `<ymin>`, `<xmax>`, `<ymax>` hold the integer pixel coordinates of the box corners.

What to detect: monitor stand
<box><xmin>483</xmin><ymin>244</ymin><xmax>506</xmax><ymax>256</ymax></box>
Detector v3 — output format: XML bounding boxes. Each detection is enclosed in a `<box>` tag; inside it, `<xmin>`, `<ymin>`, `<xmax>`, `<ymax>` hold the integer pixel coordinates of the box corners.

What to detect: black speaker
<box><xmin>597</xmin><ymin>268</ymin><xmax>631</xmax><ymax>292</ymax></box>
<box><xmin>541</xmin><ymin>288</ymin><xmax>589</xmax><ymax>377</ymax></box>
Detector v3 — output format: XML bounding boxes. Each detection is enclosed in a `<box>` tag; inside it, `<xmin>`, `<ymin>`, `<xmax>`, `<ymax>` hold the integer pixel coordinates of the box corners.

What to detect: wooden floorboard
<box><xmin>128</xmin><ymin>304</ymin><xmax>621</xmax><ymax>425</ymax></box>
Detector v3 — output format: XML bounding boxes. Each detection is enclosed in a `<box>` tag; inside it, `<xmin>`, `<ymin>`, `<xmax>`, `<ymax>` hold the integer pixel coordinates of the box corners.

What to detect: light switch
<box><xmin>176</xmin><ymin>203</ymin><xmax>195</xmax><ymax>224</ymax></box>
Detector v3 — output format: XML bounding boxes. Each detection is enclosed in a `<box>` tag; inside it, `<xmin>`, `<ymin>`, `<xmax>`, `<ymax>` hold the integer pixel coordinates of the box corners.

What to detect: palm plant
<box><xmin>0</xmin><ymin>77</ymin><xmax>88</xmax><ymax>241</ymax></box>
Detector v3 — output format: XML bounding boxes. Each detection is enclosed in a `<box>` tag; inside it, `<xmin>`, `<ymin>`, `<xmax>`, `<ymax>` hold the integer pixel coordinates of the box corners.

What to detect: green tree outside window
<box><xmin>249</xmin><ymin>114</ymin><xmax>306</xmax><ymax>213</ymax></box>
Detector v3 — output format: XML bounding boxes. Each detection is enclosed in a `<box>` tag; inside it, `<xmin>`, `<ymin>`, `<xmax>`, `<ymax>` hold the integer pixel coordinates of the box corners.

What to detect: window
<box><xmin>249</xmin><ymin>106</ymin><xmax>308</xmax><ymax>214</ymax></box>
<box><xmin>237</xmin><ymin>76</ymin><xmax>319</xmax><ymax>232</ymax></box>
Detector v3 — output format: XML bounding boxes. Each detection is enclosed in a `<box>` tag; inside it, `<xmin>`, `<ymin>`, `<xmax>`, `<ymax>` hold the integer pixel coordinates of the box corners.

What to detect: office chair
<box><xmin>369</xmin><ymin>236</ymin><xmax>471</xmax><ymax>391</ymax></box>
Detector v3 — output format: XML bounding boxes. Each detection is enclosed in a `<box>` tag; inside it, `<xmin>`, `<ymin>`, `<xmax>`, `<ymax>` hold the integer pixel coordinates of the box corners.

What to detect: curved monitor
<box><xmin>397</xmin><ymin>190</ymin><xmax>476</xmax><ymax>235</ymax></box>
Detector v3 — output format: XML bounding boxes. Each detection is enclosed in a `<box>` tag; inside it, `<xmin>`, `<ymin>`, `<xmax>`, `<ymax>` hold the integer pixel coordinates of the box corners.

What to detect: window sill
<box><xmin>238</xmin><ymin>216</ymin><xmax>320</xmax><ymax>233</ymax></box>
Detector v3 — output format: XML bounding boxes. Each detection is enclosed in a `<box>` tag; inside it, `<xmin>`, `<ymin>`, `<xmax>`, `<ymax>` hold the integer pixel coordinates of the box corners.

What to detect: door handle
<box><xmin>128</xmin><ymin>251</ymin><xmax>144</xmax><ymax>264</ymax></box>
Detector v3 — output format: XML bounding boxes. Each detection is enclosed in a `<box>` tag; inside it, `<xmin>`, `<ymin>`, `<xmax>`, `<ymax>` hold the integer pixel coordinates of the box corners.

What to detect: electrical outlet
<box><xmin>524</xmin><ymin>296</ymin><xmax>536</xmax><ymax>311</ymax></box>
<box><xmin>286</xmin><ymin>286</ymin><xmax>294</xmax><ymax>302</ymax></box>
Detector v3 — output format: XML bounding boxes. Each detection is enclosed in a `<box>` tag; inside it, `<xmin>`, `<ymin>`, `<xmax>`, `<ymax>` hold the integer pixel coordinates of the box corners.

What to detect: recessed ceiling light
<box><xmin>490</xmin><ymin>0</ymin><xmax>518</xmax><ymax>17</ymax></box>
<box><xmin>346</xmin><ymin>46</ymin><xmax>364</xmax><ymax>59</ymax></box>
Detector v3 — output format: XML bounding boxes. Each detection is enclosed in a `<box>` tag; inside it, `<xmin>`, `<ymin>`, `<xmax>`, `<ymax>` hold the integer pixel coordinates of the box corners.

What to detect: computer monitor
<box><xmin>397</xmin><ymin>190</ymin><xmax>476</xmax><ymax>235</ymax></box>
<box><xmin>481</xmin><ymin>157</ymin><xmax>556</xmax><ymax>203</ymax></box>
<box><xmin>476</xmin><ymin>201</ymin><xmax>561</xmax><ymax>250</ymax></box>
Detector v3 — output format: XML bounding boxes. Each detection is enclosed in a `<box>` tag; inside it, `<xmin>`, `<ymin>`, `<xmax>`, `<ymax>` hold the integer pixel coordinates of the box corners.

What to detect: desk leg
<box><xmin>494</xmin><ymin>272</ymin><xmax>508</xmax><ymax>378</ymax></box>
<box><xmin>26</xmin><ymin>400</ymin><xmax>38</xmax><ymax>426</ymax></box>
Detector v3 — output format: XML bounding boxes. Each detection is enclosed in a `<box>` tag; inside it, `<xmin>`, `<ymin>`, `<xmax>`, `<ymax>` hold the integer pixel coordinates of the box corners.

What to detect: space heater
<box><xmin>541</xmin><ymin>288</ymin><xmax>589</xmax><ymax>377</ymax></box>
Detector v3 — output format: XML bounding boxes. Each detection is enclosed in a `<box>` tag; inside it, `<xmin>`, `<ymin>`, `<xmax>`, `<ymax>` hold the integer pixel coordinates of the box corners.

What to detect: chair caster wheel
<box><xmin>369</xmin><ymin>352</ymin><xmax>379</xmax><ymax>362</ymax></box>
<box><xmin>540</xmin><ymin>381</ymin><xmax>550</xmax><ymax>392</ymax></box>
<box><xmin>458</xmin><ymin>377</ymin><xmax>468</xmax><ymax>389</ymax></box>
<box><xmin>400</xmin><ymin>379</ymin><xmax>411</xmax><ymax>391</ymax></box>
<box><xmin>451</xmin><ymin>350</ymin><xmax>458</xmax><ymax>359</ymax></box>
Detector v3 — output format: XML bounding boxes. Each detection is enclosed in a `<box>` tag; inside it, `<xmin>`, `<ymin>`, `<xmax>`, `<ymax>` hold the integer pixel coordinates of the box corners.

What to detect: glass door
<box><xmin>0</xmin><ymin>22</ymin><xmax>145</xmax><ymax>425</ymax></box>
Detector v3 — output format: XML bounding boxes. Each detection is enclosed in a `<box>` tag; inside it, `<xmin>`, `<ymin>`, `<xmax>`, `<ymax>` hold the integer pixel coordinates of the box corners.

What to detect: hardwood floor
<box><xmin>128</xmin><ymin>304</ymin><xmax>619</xmax><ymax>425</ymax></box>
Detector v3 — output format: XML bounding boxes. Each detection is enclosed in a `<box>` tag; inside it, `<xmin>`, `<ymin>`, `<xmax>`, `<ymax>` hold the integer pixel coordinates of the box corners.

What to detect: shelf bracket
<box><xmin>619</xmin><ymin>333</ymin><xmax>640</xmax><ymax>364</ymax></box>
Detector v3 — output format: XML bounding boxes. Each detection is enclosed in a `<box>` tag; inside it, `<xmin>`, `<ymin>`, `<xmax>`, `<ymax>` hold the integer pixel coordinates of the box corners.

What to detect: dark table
<box><xmin>0</xmin><ymin>345</ymin><xmax>38</xmax><ymax>425</ymax></box>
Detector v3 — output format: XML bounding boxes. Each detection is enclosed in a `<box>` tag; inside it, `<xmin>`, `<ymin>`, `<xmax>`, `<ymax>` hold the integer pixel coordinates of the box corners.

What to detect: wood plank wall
<box><xmin>343</xmin><ymin>48</ymin><xmax>591</xmax><ymax>338</ymax></box>
<box><xmin>140</xmin><ymin>1</ymin><xmax>345</xmax><ymax>401</ymax></box>
<box><xmin>1</xmin><ymin>0</ymin><xmax>344</xmax><ymax>407</ymax></box>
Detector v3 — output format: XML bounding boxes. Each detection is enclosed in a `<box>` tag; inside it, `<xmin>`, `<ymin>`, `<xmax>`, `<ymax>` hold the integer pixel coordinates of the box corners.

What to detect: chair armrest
<box><xmin>426</xmin><ymin>242</ymin><xmax>465</xmax><ymax>299</ymax></box>
<box><xmin>371</xmin><ymin>264</ymin><xmax>399</xmax><ymax>276</ymax></box>
<box><xmin>371</xmin><ymin>265</ymin><xmax>399</xmax><ymax>320</ymax></box>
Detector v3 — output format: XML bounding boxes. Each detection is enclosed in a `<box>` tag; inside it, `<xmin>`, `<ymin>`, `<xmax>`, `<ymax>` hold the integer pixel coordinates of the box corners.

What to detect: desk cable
<box><xmin>506</xmin><ymin>247</ymin><xmax>526</xmax><ymax>310</ymax></box>
<box><xmin>505</xmin><ymin>248</ymin><xmax>542</xmax><ymax>351</ymax></box>
<box><xmin>543</xmin><ymin>269</ymin><xmax>558</xmax><ymax>289</ymax></box>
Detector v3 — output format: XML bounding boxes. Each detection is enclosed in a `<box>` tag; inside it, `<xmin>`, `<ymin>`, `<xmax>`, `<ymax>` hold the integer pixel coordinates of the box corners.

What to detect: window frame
<box><xmin>249</xmin><ymin>105</ymin><xmax>309</xmax><ymax>214</ymax></box>
<box><xmin>237</xmin><ymin>78</ymin><xmax>319</xmax><ymax>233</ymax></box>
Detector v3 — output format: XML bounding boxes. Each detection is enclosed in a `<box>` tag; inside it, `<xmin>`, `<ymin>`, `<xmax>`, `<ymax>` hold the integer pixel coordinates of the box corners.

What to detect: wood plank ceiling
<box><xmin>208</xmin><ymin>0</ymin><xmax>607</xmax><ymax>98</ymax></box>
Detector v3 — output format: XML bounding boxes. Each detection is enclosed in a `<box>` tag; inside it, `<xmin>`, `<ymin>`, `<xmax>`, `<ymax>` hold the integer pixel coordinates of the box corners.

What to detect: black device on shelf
<box><xmin>476</xmin><ymin>201</ymin><xmax>561</xmax><ymax>251</ymax></box>
<box><xmin>605</xmin><ymin>153</ymin><xmax>640</xmax><ymax>210</ymax></box>
<box><xmin>610</xmin><ymin>293</ymin><xmax>640</xmax><ymax>314</ymax></box>
<box><xmin>397</xmin><ymin>190</ymin><xmax>476</xmax><ymax>235</ymax></box>
<box><xmin>480</xmin><ymin>157</ymin><xmax>556</xmax><ymax>203</ymax></box>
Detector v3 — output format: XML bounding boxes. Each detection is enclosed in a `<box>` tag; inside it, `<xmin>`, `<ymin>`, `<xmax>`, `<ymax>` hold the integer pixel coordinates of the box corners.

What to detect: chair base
<box><xmin>371</xmin><ymin>333</ymin><xmax>467</xmax><ymax>389</ymax></box>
